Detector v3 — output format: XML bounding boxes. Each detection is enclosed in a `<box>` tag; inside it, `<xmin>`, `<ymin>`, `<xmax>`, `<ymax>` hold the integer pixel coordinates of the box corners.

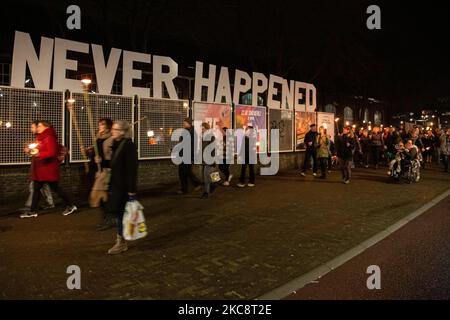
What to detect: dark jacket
<box><xmin>359</xmin><ymin>135</ymin><xmax>371</xmax><ymax>153</ymax></box>
<box><xmin>304</xmin><ymin>130</ymin><xmax>318</xmax><ymax>151</ymax></box>
<box><xmin>110</xmin><ymin>138</ymin><xmax>138</xmax><ymax>193</ymax></box>
<box><xmin>239</xmin><ymin>132</ymin><xmax>257</xmax><ymax>164</ymax></box>
<box><xmin>32</xmin><ymin>127</ymin><xmax>60</xmax><ymax>182</ymax></box>
<box><xmin>335</xmin><ymin>133</ymin><xmax>355</xmax><ymax>160</ymax></box>
<box><xmin>371</xmin><ymin>132</ymin><xmax>384</xmax><ymax>148</ymax></box>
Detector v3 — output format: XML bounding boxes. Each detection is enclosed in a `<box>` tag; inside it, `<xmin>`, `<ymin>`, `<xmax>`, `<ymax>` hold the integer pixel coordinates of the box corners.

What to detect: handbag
<box><xmin>210</xmin><ymin>170</ymin><xmax>221</xmax><ymax>183</ymax></box>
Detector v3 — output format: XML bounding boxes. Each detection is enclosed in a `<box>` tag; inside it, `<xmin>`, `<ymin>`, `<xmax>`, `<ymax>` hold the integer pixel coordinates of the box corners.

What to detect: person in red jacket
<box><xmin>20</xmin><ymin>121</ymin><xmax>77</xmax><ymax>218</ymax></box>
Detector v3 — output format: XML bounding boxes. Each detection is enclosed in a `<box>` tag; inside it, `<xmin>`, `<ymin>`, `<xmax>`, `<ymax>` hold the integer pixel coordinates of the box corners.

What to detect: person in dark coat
<box><xmin>200</xmin><ymin>122</ymin><xmax>217</xmax><ymax>199</ymax></box>
<box><xmin>335</xmin><ymin>126</ymin><xmax>355</xmax><ymax>184</ymax></box>
<box><xmin>237</xmin><ymin>126</ymin><xmax>256</xmax><ymax>187</ymax></box>
<box><xmin>21</xmin><ymin>121</ymin><xmax>77</xmax><ymax>218</ymax></box>
<box><xmin>177</xmin><ymin>118</ymin><xmax>201</xmax><ymax>194</ymax></box>
<box><xmin>370</xmin><ymin>126</ymin><xmax>384</xmax><ymax>169</ymax></box>
<box><xmin>106</xmin><ymin>120</ymin><xmax>138</xmax><ymax>255</ymax></box>
<box><xmin>218</xmin><ymin>127</ymin><xmax>233</xmax><ymax>186</ymax></box>
<box><xmin>359</xmin><ymin>129</ymin><xmax>371</xmax><ymax>168</ymax></box>
<box><xmin>300</xmin><ymin>124</ymin><xmax>318</xmax><ymax>176</ymax></box>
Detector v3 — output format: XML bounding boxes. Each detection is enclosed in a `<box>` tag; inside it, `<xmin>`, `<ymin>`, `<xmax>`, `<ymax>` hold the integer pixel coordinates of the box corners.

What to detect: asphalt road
<box><xmin>286</xmin><ymin>195</ymin><xmax>450</xmax><ymax>300</ymax></box>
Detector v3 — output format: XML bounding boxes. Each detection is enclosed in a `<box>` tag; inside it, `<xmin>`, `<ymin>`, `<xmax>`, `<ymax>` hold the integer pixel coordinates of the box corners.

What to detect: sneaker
<box><xmin>200</xmin><ymin>192</ymin><xmax>209</xmax><ymax>199</ymax></box>
<box><xmin>344</xmin><ymin>180</ymin><xmax>350</xmax><ymax>184</ymax></box>
<box><xmin>247</xmin><ymin>183</ymin><xmax>255</xmax><ymax>187</ymax></box>
<box><xmin>41</xmin><ymin>204</ymin><xmax>55</xmax><ymax>210</ymax></box>
<box><xmin>300</xmin><ymin>172</ymin><xmax>306</xmax><ymax>177</ymax></box>
<box><xmin>62</xmin><ymin>205</ymin><xmax>77</xmax><ymax>216</ymax></box>
<box><xmin>108</xmin><ymin>235</ymin><xmax>128</xmax><ymax>255</ymax></box>
<box><xmin>228</xmin><ymin>174</ymin><xmax>233</xmax><ymax>182</ymax></box>
<box><xmin>237</xmin><ymin>183</ymin><xmax>246</xmax><ymax>188</ymax></box>
<box><xmin>312</xmin><ymin>173</ymin><xmax>317</xmax><ymax>177</ymax></box>
<box><xmin>20</xmin><ymin>211</ymin><xmax>38</xmax><ymax>218</ymax></box>
<box><xmin>222</xmin><ymin>181</ymin><xmax>230</xmax><ymax>186</ymax></box>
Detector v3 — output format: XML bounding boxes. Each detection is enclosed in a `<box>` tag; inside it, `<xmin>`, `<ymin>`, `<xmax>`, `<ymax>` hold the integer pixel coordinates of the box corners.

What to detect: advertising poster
<box><xmin>317</xmin><ymin>112</ymin><xmax>335</xmax><ymax>142</ymax></box>
<box><xmin>235</xmin><ymin>105</ymin><xmax>267</xmax><ymax>153</ymax></box>
<box><xmin>295</xmin><ymin>111</ymin><xmax>316</xmax><ymax>150</ymax></box>
<box><xmin>192</xmin><ymin>102</ymin><xmax>232</xmax><ymax>157</ymax></box>
<box><xmin>269</xmin><ymin>109</ymin><xmax>293</xmax><ymax>152</ymax></box>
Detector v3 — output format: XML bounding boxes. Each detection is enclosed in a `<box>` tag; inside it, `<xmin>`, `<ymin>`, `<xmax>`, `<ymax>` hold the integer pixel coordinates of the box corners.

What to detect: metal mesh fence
<box><xmin>269</xmin><ymin>109</ymin><xmax>294</xmax><ymax>152</ymax></box>
<box><xmin>69</xmin><ymin>92</ymin><xmax>133</xmax><ymax>162</ymax></box>
<box><xmin>0</xmin><ymin>86</ymin><xmax>64</xmax><ymax>165</ymax></box>
<box><xmin>138</xmin><ymin>98</ymin><xmax>188</xmax><ymax>159</ymax></box>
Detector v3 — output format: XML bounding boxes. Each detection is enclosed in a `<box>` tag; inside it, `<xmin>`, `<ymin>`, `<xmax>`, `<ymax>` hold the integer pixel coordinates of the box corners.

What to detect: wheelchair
<box><xmin>388</xmin><ymin>152</ymin><xmax>421</xmax><ymax>183</ymax></box>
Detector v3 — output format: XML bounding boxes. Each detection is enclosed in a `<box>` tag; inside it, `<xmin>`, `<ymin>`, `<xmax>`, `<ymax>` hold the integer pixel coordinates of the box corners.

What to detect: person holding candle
<box><xmin>22</xmin><ymin>120</ymin><xmax>54</xmax><ymax>212</ymax></box>
<box><xmin>20</xmin><ymin>121</ymin><xmax>77</xmax><ymax>218</ymax></box>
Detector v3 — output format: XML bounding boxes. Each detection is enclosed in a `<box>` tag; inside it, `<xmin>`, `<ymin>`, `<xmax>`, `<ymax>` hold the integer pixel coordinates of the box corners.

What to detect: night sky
<box><xmin>1</xmin><ymin>0</ymin><xmax>449</xmax><ymax>113</ymax></box>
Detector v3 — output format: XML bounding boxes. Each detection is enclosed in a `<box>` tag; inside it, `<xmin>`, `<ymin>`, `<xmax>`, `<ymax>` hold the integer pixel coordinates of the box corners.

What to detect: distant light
<box><xmin>147</xmin><ymin>130</ymin><xmax>154</xmax><ymax>137</ymax></box>
<box><xmin>81</xmin><ymin>79</ymin><xmax>92</xmax><ymax>85</ymax></box>
<box><xmin>352</xmin><ymin>124</ymin><xmax>356</xmax><ymax>129</ymax></box>
<box><xmin>410</xmin><ymin>118</ymin><xmax>413</xmax><ymax>121</ymax></box>
<box><xmin>105</xmin><ymin>100</ymin><xmax>108</xmax><ymax>104</ymax></box>
<box><xmin>322</xmin><ymin>123</ymin><xmax>328</xmax><ymax>129</ymax></box>
<box><xmin>430</xmin><ymin>122</ymin><xmax>433</xmax><ymax>126</ymax></box>
<box><xmin>0</xmin><ymin>93</ymin><xmax>3</xmax><ymax>97</ymax></box>
<box><xmin>363</xmin><ymin>120</ymin><xmax>366</xmax><ymax>124</ymax></box>
<box><xmin>345</xmin><ymin>121</ymin><xmax>350</xmax><ymax>126</ymax></box>
<box><xmin>335</xmin><ymin>118</ymin><xmax>340</xmax><ymax>122</ymax></box>
<box><xmin>25</xmin><ymin>79</ymin><xmax>31</xmax><ymax>84</ymax></box>
<box><xmin>33</xmin><ymin>102</ymin><xmax>37</xmax><ymax>107</ymax></box>
<box><xmin>67</xmin><ymin>98</ymin><xmax>75</xmax><ymax>104</ymax></box>
<box><xmin>400</xmin><ymin>121</ymin><xmax>404</xmax><ymax>124</ymax></box>
<box><xmin>160</xmin><ymin>127</ymin><xmax>164</xmax><ymax>131</ymax></box>
<box><xmin>183</xmin><ymin>102</ymin><xmax>189</xmax><ymax>108</ymax></box>
<box><xmin>5</xmin><ymin>121</ymin><xmax>12</xmax><ymax>128</ymax></box>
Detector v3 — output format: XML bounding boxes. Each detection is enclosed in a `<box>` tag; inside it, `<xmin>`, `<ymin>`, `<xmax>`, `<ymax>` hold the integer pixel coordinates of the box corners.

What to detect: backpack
<box><xmin>57</xmin><ymin>144</ymin><xmax>69</xmax><ymax>163</ymax></box>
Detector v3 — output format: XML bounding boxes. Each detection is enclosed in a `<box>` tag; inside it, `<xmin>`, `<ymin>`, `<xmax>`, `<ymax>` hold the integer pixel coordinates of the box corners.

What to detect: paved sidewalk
<box><xmin>0</xmin><ymin>166</ymin><xmax>449</xmax><ymax>299</ymax></box>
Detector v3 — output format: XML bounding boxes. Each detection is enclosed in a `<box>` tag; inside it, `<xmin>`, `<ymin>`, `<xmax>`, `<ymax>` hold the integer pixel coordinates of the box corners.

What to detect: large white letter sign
<box><xmin>307</xmin><ymin>84</ymin><xmax>317</xmax><ymax>112</ymax></box>
<box><xmin>281</xmin><ymin>79</ymin><xmax>295</xmax><ymax>109</ymax></box>
<box><xmin>252</xmin><ymin>72</ymin><xmax>268</xmax><ymax>106</ymax></box>
<box><xmin>233</xmin><ymin>69</ymin><xmax>251</xmax><ymax>105</ymax></box>
<box><xmin>194</xmin><ymin>61</ymin><xmax>216</xmax><ymax>102</ymax></box>
<box><xmin>267</xmin><ymin>74</ymin><xmax>283</xmax><ymax>109</ymax></box>
<box><xmin>91</xmin><ymin>44</ymin><xmax>121</xmax><ymax>95</ymax></box>
<box><xmin>11</xmin><ymin>31</ymin><xmax>53</xmax><ymax>89</ymax></box>
<box><xmin>53</xmin><ymin>38</ymin><xmax>89</xmax><ymax>92</ymax></box>
<box><xmin>153</xmin><ymin>55</ymin><xmax>178</xmax><ymax>99</ymax></box>
<box><xmin>215</xmin><ymin>66</ymin><xmax>232</xmax><ymax>104</ymax></box>
<box><xmin>122</xmin><ymin>50</ymin><xmax>151</xmax><ymax>97</ymax></box>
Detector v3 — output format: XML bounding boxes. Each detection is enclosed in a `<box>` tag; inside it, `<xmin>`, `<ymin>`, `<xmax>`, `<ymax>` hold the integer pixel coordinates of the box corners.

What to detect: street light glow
<box><xmin>81</xmin><ymin>79</ymin><xmax>92</xmax><ymax>85</ymax></box>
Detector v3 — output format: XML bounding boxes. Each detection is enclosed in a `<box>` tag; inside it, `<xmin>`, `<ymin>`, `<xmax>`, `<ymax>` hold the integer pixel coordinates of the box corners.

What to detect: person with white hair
<box><xmin>105</xmin><ymin>120</ymin><xmax>138</xmax><ymax>255</ymax></box>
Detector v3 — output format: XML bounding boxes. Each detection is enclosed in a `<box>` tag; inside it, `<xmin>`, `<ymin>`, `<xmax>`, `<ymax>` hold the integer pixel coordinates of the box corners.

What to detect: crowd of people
<box><xmin>19</xmin><ymin>116</ymin><xmax>450</xmax><ymax>255</ymax></box>
<box><xmin>299</xmin><ymin>123</ymin><xmax>450</xmax><ymax>184</ymax></box>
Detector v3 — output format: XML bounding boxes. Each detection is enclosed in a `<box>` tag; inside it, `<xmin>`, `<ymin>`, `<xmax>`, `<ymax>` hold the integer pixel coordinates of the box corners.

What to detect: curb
<box><xmin>257</xmin><ymin>189</ymin><xmax>450</xmax><ymax>300</ymax></box>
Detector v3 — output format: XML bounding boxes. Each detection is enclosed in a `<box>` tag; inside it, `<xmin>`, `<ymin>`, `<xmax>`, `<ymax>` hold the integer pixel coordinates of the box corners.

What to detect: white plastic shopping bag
<box><xmin>122</xmin><ymin>200</ymin><xmax>148</xmax><ymax>241</ymax></box>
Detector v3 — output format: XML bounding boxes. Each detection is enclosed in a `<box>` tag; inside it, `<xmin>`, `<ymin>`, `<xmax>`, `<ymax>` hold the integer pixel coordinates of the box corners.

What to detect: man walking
<box><xmin>335</xmin><ymin>126</ymin><xmax>355</xmax><ymax>184</ymax></box>
<box><xmin>178</xmin><ymin>118</ymin><xmax>201</xmax><ymax>194</ymax></box>
<box><xmin>300</xmin><ymin>124</ymin><xmax>318</xmax><ymax>177</ymax></box>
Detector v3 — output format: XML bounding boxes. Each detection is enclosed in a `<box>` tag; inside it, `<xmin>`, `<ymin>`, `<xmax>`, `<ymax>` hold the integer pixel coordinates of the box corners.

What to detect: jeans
<box><xmin>372</xmin><ymin>146</ymin><xmax>382</xmax><ymax>167</ymax></box>
<box><xmin>219</xmin><ymin>164</ymin><xmax>230</xmax><ymax>181</ymax></box>
<box><xmin>302</xmin><ymin>149</ymin><xmax>318</xmax><ymax>173</ymax></box>
<box><xmin>25</xmin><ymin>181</ymin><xmax>54</xmax><ymax>208</ymax></box>
<box><xmin>106</xmin><ymin>188</ymin><xmax>128</xmax><ymax>236</ymax></box>
<box><xmin>30</xmin><ymin>181</ymin><xmax>70</xmax><ymax>212</ymax></box>
<box><xmin>202</xmin><ymin>165</ymin><xmax>215</xmax><ymax>194</ymax></box>
<box><xmin>240</xmin><ymin>164</ymin><xmax>255</xmax><ymax>184</ymax></box>
<box><xmin>362</xmin><ymin>151</ymin><xmax>370</xmax><ymax>167</ymax></box>
<box><xmin>319</xmin><ymin>157</ymin><xmax>328</xmax><ymax>177</ymax></box>
<box><xmin>178</xmin><ymin>164</ymin><xmax>201</xmax><ymax>193</ymax></box>
<box><xmin>339</xmin><ymin>159</ymin><xmax>352</xmax><ymax>181</ymax></box>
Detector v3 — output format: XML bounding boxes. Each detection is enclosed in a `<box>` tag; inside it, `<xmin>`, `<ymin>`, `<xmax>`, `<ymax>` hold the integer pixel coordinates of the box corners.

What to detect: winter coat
<box><xmin>304</xmin><ymin>130</ymin><xmax>319</xmax><ymax>151</ymax></box>
<box><xmin>359</xmin><ymin>135</ymin><xmax>371</xmax><ymax>153</ymax></box>
<box><xmin>315</xmin><ymin>134</ymin><xmax>330</xmax><ymax>158</ymax></box>
<box><xmin>335</xmin><ymin>134</ymin><xmax>355</xmax><ymax>160</ymax></box>
<box><xmin>370</xmin><ymin>132</ymin><xmax>384</xmax><ymax>148</ymax></box>
<box><xmin>110</xmin><ymin>138</ymin><xmax>138</xmax><ymax>193</ymax></box>
<box><xmin>31</xmin><ymin>127</ymin><xmax>60</xmax><ymax>182</ymax></box>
